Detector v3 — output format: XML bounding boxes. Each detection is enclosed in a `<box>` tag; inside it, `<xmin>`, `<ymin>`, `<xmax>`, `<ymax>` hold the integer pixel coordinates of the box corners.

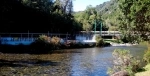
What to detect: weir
<box><xmin>0</xmin><ymin>31</ymin><xmax>121</xmax><ymax>45</ymax></box>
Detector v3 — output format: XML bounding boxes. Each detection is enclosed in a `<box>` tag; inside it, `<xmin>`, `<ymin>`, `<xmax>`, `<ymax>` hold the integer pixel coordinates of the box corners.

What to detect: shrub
<box><xmin>95</xmin><ymin>35</ymin><xmax>104</xmax><ymax>47</ymax></box>
<box><xmin>37</xmin><ymin>35</ymin><xmax>61</xmax><ymax>46</ymax></box>
<box><xmin>107</xmin><ymin>49</ymin><xmax>140</xmax><ymax>76</ymax></box>
<box><xmin>38</xmin><ymin>34</ymin><xmax>51</xmax><ymax>43</ymax></box>
<box><xmin>30</xmin><ymin>35</ymin><xmax>62</xmax><ymax>52</ymax></box>
<box><xmin>50</xmin><ymin>36</ymin><xmax>61</xmax><ymax>49</ymax></box>
<box><xmin>143</xmin><ymin>47</ymin><xmax>150</xmax><ymax>63</ymax></box>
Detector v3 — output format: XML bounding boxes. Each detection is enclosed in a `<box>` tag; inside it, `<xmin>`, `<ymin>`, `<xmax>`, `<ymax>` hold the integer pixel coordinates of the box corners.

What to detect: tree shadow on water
<box><xmin>0</xmin><ymin>59</ymin><xmax>60</xmax><ymax>67</ymax></box>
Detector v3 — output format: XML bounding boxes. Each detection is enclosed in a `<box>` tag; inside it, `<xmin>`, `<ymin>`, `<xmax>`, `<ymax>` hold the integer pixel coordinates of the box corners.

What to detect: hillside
<box><xmin>73</xmin><ymin>0</ymin><xmax>120</xmax><ymax>31</ymax></box>
<box><xmin>95</xmin><ymin>0</ymin><xmax>120</xmax><ymax>31</ymax></box>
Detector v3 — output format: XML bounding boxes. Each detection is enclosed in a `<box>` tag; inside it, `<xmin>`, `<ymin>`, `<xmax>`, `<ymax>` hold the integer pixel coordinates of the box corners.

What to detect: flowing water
<box><xmin>0</xmin><ymin>45</ymin><xmax>147</xmax><ymax>76</ymax></box>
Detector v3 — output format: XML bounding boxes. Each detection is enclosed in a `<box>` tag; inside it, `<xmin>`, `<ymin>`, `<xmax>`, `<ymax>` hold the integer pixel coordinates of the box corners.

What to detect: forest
<box><xmin>1</xmin><ymin>0</ymin><xmax>150</xmax><ymax>41</ymax></box>
<box><xmin>1</xmin><ymin>0</ymin><xmax>81</xmax><ymax>33</ymax></box>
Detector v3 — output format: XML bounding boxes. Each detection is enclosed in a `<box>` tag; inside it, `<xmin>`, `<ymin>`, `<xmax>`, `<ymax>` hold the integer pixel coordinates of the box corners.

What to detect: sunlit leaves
<box><xmin>117</xmin><ymin>0</ymin><xmax>150</xmax><ymax>41</ymax></box>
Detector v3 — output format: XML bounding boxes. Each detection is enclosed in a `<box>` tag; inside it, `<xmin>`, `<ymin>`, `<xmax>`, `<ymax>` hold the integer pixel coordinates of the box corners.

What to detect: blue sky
<box><xmin>73</xmin><ymin>0</ymin><xmax>110</xmax><ymax>12</ymax></box>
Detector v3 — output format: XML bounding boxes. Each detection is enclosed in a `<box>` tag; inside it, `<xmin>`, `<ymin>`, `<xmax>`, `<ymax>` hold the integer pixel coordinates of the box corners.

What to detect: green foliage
<box><xmin>39</xmin><ymin>35</ymin><xmax>61</xmax><ymax>45</ymax></box>
<box><xmin>95</xmin><ymin>35</ymin><xmax>104</xmax><ymax>46</ymax></box>
<box><xmin>120</xmin><ymin>35</ymin><xmax>142</xmax><ymax>44</ymax></box>
<box><xmin>95</xmin><ymin>0</ymin><xmax>150</xmax><ymax>42</ymax></box>
<box><xmin>74</xmin><ymin>5</ymin><xmax>106</xmax><ymax>31</ymax></box>
<box><xmin>117</xmin><ymin>0</ymin><xmax>150</xmax><ymax>42</ymax></box>
<box><xmin>96</xmin><ymin>0</ymin><xmax>119</xmax><ymax>31</ymax></box>
<box><xmin>1</xmin><ymin>0</ymin><xmax>79</xmax><ymax>33</ymax></box>
<box><xmin>22</xmin><ymin>0</ymin><xmax>53</xmax><ymax>12</ymax></box>
<box><xmin>38</xmin><ymin>35</ymin><xmax>51</xmax><ymax>43</ymax></box>
<box><xmin>107</xmin><ymin>49</ymin><xmax>140</xmax><ymax>76</ymax></box>
<box><xmin>143</xmin><ymin>47</ymin><xmax>150</xmax><ymax>63</ymax></box>
<box><xmin>34</xmin><ymin>35</ymin><xmax>61</xmax><ymax>50</ymax></box>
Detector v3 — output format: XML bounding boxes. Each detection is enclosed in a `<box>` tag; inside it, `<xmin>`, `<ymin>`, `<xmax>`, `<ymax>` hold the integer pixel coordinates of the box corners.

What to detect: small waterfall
<box><xmin>91</xmin><ymin>34</ymin><xmax>96</xmax><ymax>42</ymax></box>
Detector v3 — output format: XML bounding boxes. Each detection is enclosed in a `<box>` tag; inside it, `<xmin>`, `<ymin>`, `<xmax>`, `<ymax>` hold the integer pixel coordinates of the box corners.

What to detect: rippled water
<box><xmin>69</xmin><ymin>46</ymin><xmax>146</xmax><ymax>76</ymax></box>
<box><xmin>0</xmin><ymin>45</ymin><xmax>147</xmax><ymax>76</ymax></box>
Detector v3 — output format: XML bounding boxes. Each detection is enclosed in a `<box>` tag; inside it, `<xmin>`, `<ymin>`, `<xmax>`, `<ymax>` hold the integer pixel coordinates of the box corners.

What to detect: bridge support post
<box><xmin>100</xmin><ymin>22</ymin><xmax>102</xmax><ymax>36</ymax></box>
<box><xmin>94</xmin><ymin>20</ymin><xmax>96</xmax><ymax>34</ymax></box>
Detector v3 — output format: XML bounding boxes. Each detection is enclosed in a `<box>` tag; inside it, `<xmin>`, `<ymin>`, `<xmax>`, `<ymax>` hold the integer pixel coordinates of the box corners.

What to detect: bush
<box><xmin>107</xmin><ymin>49</ymin><xmax>140</xmax><ymax>76</ymax></box>
<box><xmin>143</xmin><ymin>47</ymin><xmax>150</xmax><ymax>63</ymax></box>
<box><xmin>50</xmin><ymin>36</ymin><xmax>61</xmax><ymax>49</ymax></box>
<box><xmin>38</xmin><ymin>34</ymin><xmax>51</xmax><ymax>43</ymax></box>
<box><xmin>95</xmin><ymin>35</ymin><xmax>104</xmax><ymax>47</ymax></box>
<box><xmin>30</xmin><ymin>35</ymin><xmax>61</xmax><ymax>52</ymax></box>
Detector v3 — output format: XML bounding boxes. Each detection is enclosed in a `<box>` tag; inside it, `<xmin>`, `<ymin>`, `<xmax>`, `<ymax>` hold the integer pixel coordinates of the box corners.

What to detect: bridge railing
<box><xmin>80</xmin><ymin>31</ymin><xmax>122</xmax><ymax>36</ymax></box>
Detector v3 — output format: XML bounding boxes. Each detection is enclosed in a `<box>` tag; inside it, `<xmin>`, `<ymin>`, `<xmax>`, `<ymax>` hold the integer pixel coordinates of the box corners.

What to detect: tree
<box><xmin>73</xmin><ymin>5</ymin><xmax>106</xmax><ymax>31</ymax></box>
<box><xmin>22</xmin><ymin>0</ymin><xmax>53</xmax><ymax>12</ymax></box>
<box><xmin>1</xmin><ymin>0</ymin><xmax>79</xmax><ymax>33</ymax></box>
<box><xmin>117</xmin><ymin>0</ymin><xmax>150</xmax><ymax>42</ymax></box>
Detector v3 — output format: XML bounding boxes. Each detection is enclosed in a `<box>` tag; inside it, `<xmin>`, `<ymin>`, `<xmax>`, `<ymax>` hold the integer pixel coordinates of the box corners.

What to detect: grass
<box><xmin>139</xmin><ymin>41</ymin><xmax>149</xmax><ymax>46</ymax></box>
<box><xmin>135</xmin><ymin>64</ymin><xmax>150</xmax><ymax>76</ymax></box>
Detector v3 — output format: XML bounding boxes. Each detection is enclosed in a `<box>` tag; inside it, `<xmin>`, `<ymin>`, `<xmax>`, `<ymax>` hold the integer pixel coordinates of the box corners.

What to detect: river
<box><xmin>0</xmin><ymin>45</ymin><xmax>147</xmax><ymax>76</ymax></box>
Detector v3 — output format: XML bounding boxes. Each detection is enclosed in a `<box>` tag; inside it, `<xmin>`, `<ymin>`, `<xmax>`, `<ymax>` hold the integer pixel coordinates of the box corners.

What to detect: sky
<box><xmin>73</xmin><ymin>0</ymin><xmax>110</xmax><ymax>12</ymax></box>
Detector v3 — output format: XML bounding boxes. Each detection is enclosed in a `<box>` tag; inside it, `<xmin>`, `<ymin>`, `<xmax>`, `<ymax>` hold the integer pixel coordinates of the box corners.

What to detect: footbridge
<box><xmin>79</xmin><ymin>31</ymin><xmax>121</xmax><ymax>36</ymax></box>
<box><xmin>0</xmin><ymin>31</ymin><xmax>122</xmax><ymax>45</ymax></box>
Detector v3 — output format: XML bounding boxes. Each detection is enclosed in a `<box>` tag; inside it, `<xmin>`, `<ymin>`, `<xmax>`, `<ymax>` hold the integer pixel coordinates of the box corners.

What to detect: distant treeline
<box><xmin>0</xmin><ymin>0</ymin><xmax>82</xmax><ymax>33</ymax></box>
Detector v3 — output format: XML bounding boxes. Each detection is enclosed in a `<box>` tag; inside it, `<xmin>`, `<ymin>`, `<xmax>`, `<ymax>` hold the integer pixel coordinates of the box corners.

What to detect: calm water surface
<box><xmin>0</xmin><ymin>45</ymin><xmax>147</xmax><ymax>76</ymax></box>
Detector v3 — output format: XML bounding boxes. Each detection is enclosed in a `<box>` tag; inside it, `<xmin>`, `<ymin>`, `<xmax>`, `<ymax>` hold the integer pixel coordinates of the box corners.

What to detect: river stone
<box><xmin>111</xmin><ymin>71</ymin><xmax>129</xmax><ymax>76</ymax></box>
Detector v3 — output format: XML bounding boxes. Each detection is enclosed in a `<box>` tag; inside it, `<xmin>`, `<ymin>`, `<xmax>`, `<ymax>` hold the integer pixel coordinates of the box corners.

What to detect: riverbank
<box><xmin>0</xmin><ymin>35</ymin><xmax>112</xmax><ymax>54</ymax></box>
<box><xmin>0</xmin><ymin>41</ymin><xmax>139</xmax><ymax>54</ymax></box>
<box><xmin>135</xmin><ymin>43</ymin><xmax>150</xmax><ymax>76</ymax></box>
<box><xmin>135</xmin><ymin>64</ymin><xmax>150</xmax><ymax>76</ymax></box>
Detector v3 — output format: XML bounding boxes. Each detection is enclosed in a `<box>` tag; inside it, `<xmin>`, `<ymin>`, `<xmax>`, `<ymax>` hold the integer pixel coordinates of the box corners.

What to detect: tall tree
<box><xmin>117</xmin><ymin>0</ymin><xmax>150</xmax><ymax>42</ymax></box>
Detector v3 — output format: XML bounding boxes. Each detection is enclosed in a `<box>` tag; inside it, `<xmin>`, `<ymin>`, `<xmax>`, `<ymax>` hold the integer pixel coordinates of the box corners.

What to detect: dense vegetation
<box><xmin>73</xmin><ymin>5</ymin><xmax>108</xmax><ymax>32</ymax></box>
<box><xmin>95</xmin><ymin>0</ymin><xmax>119</xmax><ymax>31</ymax></box>
<box><xmin>74</xmin><ymin>0</ymin><xmax>150</xmax><ymax>42</ymax></box>
<box><xmin>1</xmin><ymin>0</ymin><xmax>81</xmax><ymax>33</ymax></box>
<box><xmin>96</xmin><ymin>0</ymin><xmax>150</xmax><ymax>41</ymax></box>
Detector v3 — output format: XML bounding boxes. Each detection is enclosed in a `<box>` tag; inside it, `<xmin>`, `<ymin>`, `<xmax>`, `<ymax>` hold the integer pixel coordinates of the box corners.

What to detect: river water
<box><xmin>0</xmin><ymin>45</ymin><xmax>147</xmax><ymax>76</ymax></box>
<box><xmin>68</xmin><ymin>45</ymin><xmax>147</xmax><ymax>76</ymax></box>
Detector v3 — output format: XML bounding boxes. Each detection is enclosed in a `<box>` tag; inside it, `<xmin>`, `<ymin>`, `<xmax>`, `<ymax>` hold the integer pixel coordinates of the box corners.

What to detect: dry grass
<box><xmin>135</xmin><ymin>70</ymin><xmax>150</xmax><ymax>76</ymax></box>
